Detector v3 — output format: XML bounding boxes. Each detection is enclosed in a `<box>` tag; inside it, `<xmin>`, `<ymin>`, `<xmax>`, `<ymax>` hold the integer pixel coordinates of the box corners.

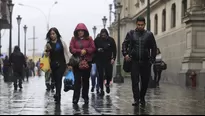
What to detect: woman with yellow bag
<box><xmin>44</xmin><ymin>27</ymin><xmax>71</xmax><ymax>104</ymax></box>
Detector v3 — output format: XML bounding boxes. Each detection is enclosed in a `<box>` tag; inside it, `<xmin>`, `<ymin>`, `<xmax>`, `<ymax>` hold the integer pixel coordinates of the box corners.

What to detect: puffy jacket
<box><xmin>122</xmin><ymin>30</ymin><xmax>157</xmax><ymax>62</ymax></box>
<box><xmin>69</xmin><ymin>23</ymin><xmax>96</xmax><ymax>62</ymax></box>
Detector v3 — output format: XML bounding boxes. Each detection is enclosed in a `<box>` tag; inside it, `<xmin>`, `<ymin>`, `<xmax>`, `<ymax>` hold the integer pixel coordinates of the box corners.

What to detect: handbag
<box><xmin>123</xmin><ymin>59</ymin><xmax>132</xmax><ymax>73</ymax></box>
<box><xmin>69</xmin><ymin>39</ymin><xmax>83</xmax><ymax>67</ymax></box>
<box><xmin>69</xmin><ymin>55</ymin><xmax>80</xmax><ymax>67</ymax></box>
<box><xmin>123</xmin><ymin>30</ymin><xmax>134</xmax><ymax>73</ymax></box>
<box><xmin>79</xmin><ymin>58</ymin><xmax>90</xmax><ymax>70</ymax></box>
<box><xmin>160</xmin><ymin>61</ymin><xmax>167</xmax><ymax>70</ymax></box>
<box><xmin>40</xmin><ymin>54</ymin><xmax>51</xmax><ymax>72</ymax></box>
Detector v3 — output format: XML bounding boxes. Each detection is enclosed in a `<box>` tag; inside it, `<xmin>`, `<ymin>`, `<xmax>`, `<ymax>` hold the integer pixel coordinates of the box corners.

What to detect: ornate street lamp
<box><xmin>7</xmin><ymin>0</ymin><xmax>14</xmax><ymax>56</ymax></box>
<box><xmin>23</xmin><ymin>25</ymin><xmax>28</xmax><ymax>56</ymax></box>
<box><xmin>17</xmin><ymin>15</ymin><xmax>22</xmax><ymax>47</ymax></box>
<box><xmin>92</xmin><ymin>26</ymin><xmax>97</xmax><ymax>39</ymax></box>
<box><xmin>102</xmin><ymin>16</ymin><xmax>107</xmax><ymax>29</ymax></box>
<box><xmin>113</xmin><ymin>2</ymin><xmax>123</xmax><ymax>83</ymax></box>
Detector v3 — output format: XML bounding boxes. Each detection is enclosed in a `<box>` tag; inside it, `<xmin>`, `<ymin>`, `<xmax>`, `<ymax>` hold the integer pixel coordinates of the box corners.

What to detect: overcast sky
<box><xmin>1</xmin><ymin>0</ymin><xmax>114</xmax><ymax>56</ymax></box>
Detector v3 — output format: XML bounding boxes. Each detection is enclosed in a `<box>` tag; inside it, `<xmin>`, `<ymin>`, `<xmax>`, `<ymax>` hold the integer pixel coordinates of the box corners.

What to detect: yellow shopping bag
<box><xmin>40</xmin><ymin>54</ymin><xmax>50</xmax><ymax>72</ymax></box>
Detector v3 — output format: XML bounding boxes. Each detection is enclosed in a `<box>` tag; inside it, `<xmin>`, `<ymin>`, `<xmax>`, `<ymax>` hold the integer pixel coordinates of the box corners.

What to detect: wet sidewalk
<box><xmin>0</xmin><ymin>75</ymin><xmax>205</xmax><ymax>115</ymax></box>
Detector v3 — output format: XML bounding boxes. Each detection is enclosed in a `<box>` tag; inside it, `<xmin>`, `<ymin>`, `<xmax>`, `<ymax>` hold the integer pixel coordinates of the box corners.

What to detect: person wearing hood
<box><xmin>9</xmin><ymin>46</ymin><xmax>27</xmax><ymax>90</ymax></box>
<box><xmin>94</xmin><ymin>28</ymin><xmax>117</xmax><ymax>96</ymax></box>
<box><xmin>69</xmin><ymin>23</ymin><xmax>96</xmax><ymax>104</ymax></box>
<box><xmin>44</xmin><ymin>27</ymin><xmax>70</xmax><ymax>104</ymax></box>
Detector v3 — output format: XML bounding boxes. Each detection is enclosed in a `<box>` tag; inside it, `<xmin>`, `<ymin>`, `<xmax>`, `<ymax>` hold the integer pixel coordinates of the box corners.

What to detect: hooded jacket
<box><xmin>94</xmin><ymin>29</ymin><xmax>117</xmax><ymax>63</ymax></box>
<box><xmin>9</xmin><ymin>46</ymin><xmax>26</xmax><ymax>72</ymax></box>
<box><xmin>69</xmin><ymin>23</ymin><xmax>96</xmax><ymax>62</ymax></box>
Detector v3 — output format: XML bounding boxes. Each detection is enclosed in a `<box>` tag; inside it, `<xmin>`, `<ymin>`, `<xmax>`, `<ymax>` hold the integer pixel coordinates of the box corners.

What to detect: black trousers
<box><xmin>153</xmin><ymin>65</ymin><xmax>162</xmax><ymax>83</ymax></box>
<box><xmin>13</xmin><ymin>71</ymin><xmax>23</xmax><ymax>89</ymax></box>
<box><xmin>73</xmin><ymin>66</ymin><xmax>91</xmax><ymax>102</ymax></box>
<box><xmin>131</xmin><ymin>60</ymin><xmax>151</xmax><ymax>101</ymax></box>
<box><xmin>96</xmin><ymin>62</ymin><xmax>113</xmax><ymax>92</ymax></box>
<box><xmin>52</xmin><ymin>65</ymin><xmax>66</xmax><ymax>97</ymax></box>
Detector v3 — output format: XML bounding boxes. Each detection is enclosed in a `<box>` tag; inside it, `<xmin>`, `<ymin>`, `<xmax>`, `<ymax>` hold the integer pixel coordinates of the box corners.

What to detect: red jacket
<box><xmin>69</xmin><ymin>23</ymin><xmax>96</xmax><ymax>62</ymax></box>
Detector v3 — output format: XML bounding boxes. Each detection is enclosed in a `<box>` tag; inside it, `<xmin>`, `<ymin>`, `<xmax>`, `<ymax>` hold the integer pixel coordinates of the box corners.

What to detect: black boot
<box><xmin>132</xmin><ymin>99</ymin><xmax>139</xmax><ymax>106</ymax></box>
<box><xmin>140</xmin><ymin>98</ymin><xmax>146</xmax><ymax>106</ymax></box>
<box><xmin>54</xmin><ymin>94</ymin><xmax>61</xmax><ymax>104</ymax></box>
<box><xmin>72</xmin><ymin>99</ymin><xmax>78</xmax><ymax>104</ymax></box>
<box><xmin>91</xmin><ymin>87</ymin><xmax>94</xmax><ymax>92</ymax></box>
<box><xmin>105</xmin><ymin>84</ymin><xmax>110</xmax><ymax>94</ymax></box>
<box><xmin>46</xmin><ymin>83</ymin><xmax>50</xmax><ymax>91</ymax></box>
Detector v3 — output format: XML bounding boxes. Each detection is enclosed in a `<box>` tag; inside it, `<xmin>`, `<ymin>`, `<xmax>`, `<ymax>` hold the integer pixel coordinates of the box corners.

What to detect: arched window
<box><xmin>171</xmin><ymin>3</ymin><xmax>176</xmax><ymax>28</ymax></box>
<box><xmin>154</xmin><ymin>14</ymin><xmax>158</xmax><ymax>35</ymax></box>
<box><xmin>182</xmin><ymin>0</ymin><xmax>187</xmax><ymax>17</ymax></box>
<box><xmin>162</xmin><ymin>9</ymin><xmax>166</xmax><ymax>32</ymax></box>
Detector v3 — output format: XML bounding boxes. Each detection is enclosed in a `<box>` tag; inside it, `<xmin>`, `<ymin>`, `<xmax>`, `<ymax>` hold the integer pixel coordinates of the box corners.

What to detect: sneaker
<box><xmin>106</xmin><ymin>86</ymin><xmax>110</xmax><ymax>94</ymax></box>
<box><xmin>105</xmin><ymin>84</ymin><xmax>110</xmax><ymax>94</ymax></box>
<box><xmin>140</xmin><ymin>98</ymin><xmax>146</xmax><ymax>106</ymax></box>
<box><xmin>132</xmin><ymin>101</ymin><xmax>139</xmax><ymax>106</ymax></box>
<box><xmin>91</xmin><ymin>87</ymin><xmax>94</xmax><ymax>92</ymax></box>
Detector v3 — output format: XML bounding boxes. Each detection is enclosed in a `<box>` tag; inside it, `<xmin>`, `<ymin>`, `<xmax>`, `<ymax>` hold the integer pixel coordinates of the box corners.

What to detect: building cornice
<box><xmin>131</xmin><ymin>0</ymin><xmax>166</xmax><ymax>21</ymax></box>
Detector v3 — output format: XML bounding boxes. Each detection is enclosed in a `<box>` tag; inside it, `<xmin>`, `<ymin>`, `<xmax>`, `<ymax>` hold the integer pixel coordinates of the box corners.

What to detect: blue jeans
<box><xmin>91</xmin><ymin>64</ymin><xmax>99</xmax><ymax>90</ymax></box>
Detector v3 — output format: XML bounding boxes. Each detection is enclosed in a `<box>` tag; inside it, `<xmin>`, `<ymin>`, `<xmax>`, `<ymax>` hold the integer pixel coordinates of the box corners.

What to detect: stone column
<box><xmin>179</xmin><ymin>1</ymin><xmax>205</xmax><ymax>88</ymax></box>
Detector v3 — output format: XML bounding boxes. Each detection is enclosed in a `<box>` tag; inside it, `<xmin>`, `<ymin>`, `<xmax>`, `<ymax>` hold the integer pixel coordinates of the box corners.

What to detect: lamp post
<box><xmin>7</xmin><ymin>0</ymin><xmax>14</xmax><ymax>56</ymax></box>
<box><xmin>16</xmin><ymin>15</ymin><xmax>22</xmax><ymax>47</ymax></box>
<box><xmin>102</xmin><ymin>16</ymin><xmax>107</xmax><ymax>29</ymax></box>
<box><xmin>92</xmin><ymin>26</ymin><xmax>97</xmax><ymax>39</ymax></box>
<box><xmin>23</xmin><ymin>25</ymin><xmax>27</xmax><ymax>56</ymax></box>
<box><xmin>147</xmin><ymin>0</ymin><xmax>151</xmax><ymax>31</ymax></box>
<box><xmin>109</xmin><ymin>4</ymin><xmax>112</xmax><ymax>26</ymax></box>
<box><xmin>113</xmin><ymin>2</ymin><xmax>123</xmax><ymax>83</ymax></box>
<box><xmin>0</xmin><ymin>29</ymin><xmax>1</xmax><ymax>55</ymax></box>
<box><xmin>48</xmin><ymin>1</ymin><xmax>58</xmax><ymax>30</ymax></box>
<box><xmin>18</xmin><ymin>1</ymin><xmax>58</xmax><ymax>31</ymax></box>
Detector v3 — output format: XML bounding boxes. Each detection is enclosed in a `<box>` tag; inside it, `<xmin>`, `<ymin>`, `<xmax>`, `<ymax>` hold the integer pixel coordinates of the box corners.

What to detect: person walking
<box><xmin>122</xmin><ymin>16</ymin><xmax>157</xmax><ymax>106</ymax></box>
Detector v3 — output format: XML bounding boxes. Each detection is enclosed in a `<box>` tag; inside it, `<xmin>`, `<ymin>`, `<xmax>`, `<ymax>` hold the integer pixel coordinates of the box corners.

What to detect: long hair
<box><xmin>74</xmin><ymin>30</ymin><xmax>89</xmax><ymax>39</ymax></box>
<box><xmin>46</xmin><ymin>27</ymin><xmax>62</xmax><ymax>41</ymax></box>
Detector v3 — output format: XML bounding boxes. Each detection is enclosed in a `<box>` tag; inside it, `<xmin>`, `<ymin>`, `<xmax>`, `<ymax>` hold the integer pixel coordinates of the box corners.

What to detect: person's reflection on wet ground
<box><xmin>82</xmin><ymin>104</ymin><xmax>89</xmax><ymax>114</ymax></box>
<box><xmin>133</xmin><ymin>106</ymin><xmax>140</xmax><ymax>115</ymax></box>
<box><xmin>54</xmin><ymin>104</ymin><xmax>61</xmax><ymax>115</ymax></box>
<box><xmin>105</xmin><ymin>95</ymin><xmax>112</xmax><ymax>108</ymax></box>
<box><xmin>133</xmin><ymin>103</ymin><xmax>151</xmax><ymax>115</ymax></box>
<box><xmin>73</xmin><ymin>104</ymin><xmax>81</xmax><ymax>115</ymax></box>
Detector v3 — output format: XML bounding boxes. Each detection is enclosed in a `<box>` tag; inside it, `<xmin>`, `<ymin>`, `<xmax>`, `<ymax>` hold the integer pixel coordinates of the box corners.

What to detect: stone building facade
<box><xmin>109</xmin><ymin>0</ymin><xmax>205</xmax><ymax>89</ymax></box>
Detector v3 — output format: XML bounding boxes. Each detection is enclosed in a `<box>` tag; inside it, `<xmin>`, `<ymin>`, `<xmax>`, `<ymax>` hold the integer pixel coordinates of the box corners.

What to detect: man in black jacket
<box><xmin>122</xmin><ymin>17</ymin><xmax>157</xmax><ymax>106</ymax></box>
<box><xmin>94</xmin><ymin>29</ymin><xmax>117</xmax><ymax>96</ymax></box>
<box><xmin>9</xmin><ymin>46</ymin><xmax>27</xmax><ymax>90</ymax></box>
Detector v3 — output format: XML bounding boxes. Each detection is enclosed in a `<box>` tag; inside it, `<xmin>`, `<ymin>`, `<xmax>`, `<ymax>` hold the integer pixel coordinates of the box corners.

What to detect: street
<box><xmin>0</xmin><ymin>75</ymin><xmax>205</xmax><ymax>115</ymax></box>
